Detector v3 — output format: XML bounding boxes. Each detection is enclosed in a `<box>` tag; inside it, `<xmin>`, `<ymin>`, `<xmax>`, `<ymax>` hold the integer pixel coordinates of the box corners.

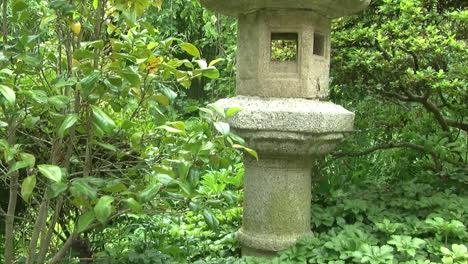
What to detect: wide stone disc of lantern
<box><xmin>200</xmin><ymin>0</ymin><xmax>371</xmax><ymax>257</ymax></box>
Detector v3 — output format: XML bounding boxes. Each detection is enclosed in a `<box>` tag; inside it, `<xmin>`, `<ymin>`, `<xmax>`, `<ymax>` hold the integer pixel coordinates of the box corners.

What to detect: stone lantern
<box><xmin>200</xmin><ymin>0</ymin><xmax>371</xmax><ymax>257</ymax></box>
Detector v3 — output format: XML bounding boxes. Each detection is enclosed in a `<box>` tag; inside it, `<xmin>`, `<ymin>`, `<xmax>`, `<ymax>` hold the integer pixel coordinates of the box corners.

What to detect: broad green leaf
<box><xmin>102</xmin><ymin>183</ymin><xmax>127</xmax><ymax>193</ymax></box>
<box><xmin>58</xmin><ymin>113</ymin><xmax>78</xmax><ymax>136</ymax></box>
<box><xmin>226</xmin><ymin>107</ymin><xmax>241</xmax><ymax>117</ymax></box>
<box><xmin>196</xmin><ymin>59</ymin><xmax>207</xmax><ymax>69</ymax></box>
<box><xmin>12</xmin><ymin>0</ymin><xmax>29</xmax><ymax>13</ymax></box>
<box><xmin>229</xmin><ymin>133</ymin><xmax>245</xmax><ymax>145</ymax></box>
<box><xmin>80</xmin><ymin>71</ymin><xmax>100</xmax><ymax>95</ymax></box>
<box><xmin>119</xmin><ymin>67</ymin><xmax>140</xmax><ymax>86</ymax></box>
<box><xmin>71</xmin><ymin>180</ymin><xmax>97</xmax><ymax>200</ymax></box>
<box><xmin>0</xmin><ymin>84</ymin><xmax>15</xmax><ymax>105</ymax></box>
<box><xmin>38</xmin><ymin>164</ymin><xmax>62</xmax><ymax>182</ymax></box>
<box><xmin>203</xmin><ymin>209</ymin><xmax>219</xmax><ymax>229</ymax></box>
<box><xmin>94</xmin><ymin>196</ymin><xmax>114</xmax><ymax>224</ymax></box>
<box><xmin>73</xmin><ymin>49</ymin><xmax>98</xmax><ymax>60</ymax></box>
<box><xmin>451</xmin><ymin>244</ymin><xmax>467</xmax><ymax>255</ymax></box>
<box><xmin>8</xmin><ymin>161</ymin><xmax>29</xmax><ymax>174</ymax></box>
<box><xmin>94</xmin><ymin>141</ymin><xmax>117</xmax><ymax>152</ymax></box>
<box><xmin>201</xmin><ymin>67</ymin><xmax>220</xmax><ymax>79</ymax></box>
<box><xmin>233</xmin><ymin>144</ymin><xmax>258</xmax><ymax>160</ymax></box>
<box><xmin>441</xmin><ymin>246</ymin><xmax>452</xmax><ymax>255</ymax></box>
<box><xmin>125</xmin><ymin>198</ymin><xmax>143</xmax><ymax>213</ymax></box>
<box><xmin>48</xmin><ymin>95</ymin><xmax>70</xmax><ymax>109</ymax></box>
<box><xmin>137</xmin><ymin>183</ymin><xmax>161</xmax><ymax>203</ymax></box>
<box><xmin>214</xmin><ymin>122</ymin><xmax>230</xmax><ymax>137</ymax></box>
<box><xmin>167</xmin><ymin>121</ymin><xmax>185</xmax><ymax>131</ymax></box>
<box><xmin>20</xmin><ymin>153</ymin><xmax>36</xmax><ymax>168</ymax></box>
<box><xmin>209</xmin><ymin>103</ymin><xmax>225</xmax><ymax>118</ymax></box>
<box><xmin>21</xmin><ymin>175</ymin><xmax>36</xmax><ymax>202</ymax></box>
<box><xmin>0</xmin><ymin>68</ymin><xmax>13</xmax><ymax>75</ymax></box>
<box><xmin>81</xmin><ymin>40</ymin><xmax>104</xmax><ymax>49</ymax></box>
<box><xmin>162</xmin><ymin>86</ymin><xmax>177</xmax><ymax>101</ymax></box>
<box><xmin>76</xmin><ymin>211</ymin><xmax>95</xmax><ymax>233</ymax></box>
<box><xmin>153</xmin><ymin>94</ymin><xmax>169</xmax><ymax>106</ymax></box>
<box><xmin>157</xmin><ymin>125</ymin><xmax>184</xmax><ymax>134</ymax></box>
<box><xmin>209</xmin><ymin>58</ymin><xmax>224</xmax><ymax>67</ymax></box>
<box><xmin>91</xmin><ymin>105</ymin><xmax>115</xmax><ymax>133</ymax></box>
<box><xmin>179</xmin><ymin>43</ymin><xmax>200</xmax><ymax>58</ymax></box>
<box><xmin>48</xmin><ymin>182</ymin><xmax>68</xmax><ymax>198</ymax></box>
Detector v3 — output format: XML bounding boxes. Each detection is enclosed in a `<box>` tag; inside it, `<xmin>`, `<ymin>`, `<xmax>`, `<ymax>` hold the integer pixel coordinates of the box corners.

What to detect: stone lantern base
<box><xmin>215</xmin><ymin>96</ymin><xmax>354</xmax><ymax>256</ymax></box>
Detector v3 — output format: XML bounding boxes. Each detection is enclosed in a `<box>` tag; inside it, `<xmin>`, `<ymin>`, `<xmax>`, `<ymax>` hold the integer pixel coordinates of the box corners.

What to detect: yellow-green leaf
<box><xmin>125</xmin><ymin>198</ymin><xmax>143</xmax><ymax>213</ymax></box>
<box><xmin>94</xmin><ymin>196</ymin><xmax>114</xmax><ymax>224</ymax></box>
<box><xmin>58</xmin><ymin>113</ymin><xmax>78</xmax><ymax>137</ymax></box>
<box><xmin>76</xmin><ymin>211</ymin><xmax>95</xmax><ymax>233</ymax></box>
<box><xmin>179</xmin><ymin>43</ymin><xmax>200</xmax><ymax>58</ymax></box>
<box><xmin>233</xmin><ymin>144</ymin><xmax>258</xmax><ymax>160</ymax></box>
<box><xmin>21</xmin><ymin>175</ymin><xmax>36</xmax><ymax>202</ymax></box>
<box><xmin>38</xmin><ymin>164</ymin><xmax>62</xmax><ymax>182</ymax></box>
<box><xmin>0</xmin><ymin>84</ymin><xmax>15</xmax><ymax>105</ymax></box>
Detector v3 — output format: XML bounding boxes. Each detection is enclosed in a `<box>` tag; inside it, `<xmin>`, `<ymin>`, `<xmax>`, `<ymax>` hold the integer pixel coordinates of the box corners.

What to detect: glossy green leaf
<box><xmin>179</xmin><ymin>42</ymin><xmax>200</xmax><ymax>58</ymax></box>
<box><xmin>21</xmin><ymin>176</ymin><xmax>36</xmax><ymax>202</ymax></box>
<box><xmin>201</xmin><ymin>67</ymin><xmax>220</xmax><ymax>79</ymax></box>
<box><xmin>20</xmin><ymin>153</ymin><xmax>36</xmax><ymax>168</ymax></box>
<box><xmin>58</xmin><ymin>113</ymin><xmax>78</xmax><ymax>136</ymax></box>
<box><xmin>38</xmin><ymin>164</ymin><xmax>62</xmax><ymax>182</ymax></box>
<box><xmin>233</xmin><ymin>144</ymin><xmax>258</xmax><ymax>160</ymax></box>
<box><xmin>0</xmin><ymin>84</ymin><xmax>16</xmax><ymax>105</ymax></box>
<box><xmin>8</xmin><ymin>161</ymin><xmax>29</xmax><ymax>174</ymax></box>
<box><xmin>48</xmin><ymin>95</ymin><xmax>70</xmax><ymax>109</ymax></box>
<box><xmin>73</xmin><ymin>49</ymin><xmax>99</xmax><ymax>60</ymax></box>
<box><xmin>214</xmin><ymin>122</ymin><xmax>230</xmax><ymax>137</ymax></box>
<box><xmin>91</xmin><ymin>105</ymin><xmax>116</xmax><ymax>133</ymax></box>
<box><xmin>226</xmin><ymin>107</ymin><xmax>241</xmax><ymax>117</ymax></box>
<box><xmin>125</xmin><ymin>198</ymin><xmax>143</xmax><ymax>213</ymax></box>
<box><xmin>12</xmin><ymin>0</ymin><xmax>29</xmax><ymax>13</ymax></box>
<box><xmin>72</xmin><ymin>180</ymin><xmax>97</xmax><ymax>200</ymax></box>
<box><xmin>79</xmin><ymin>71</ymin><xmax>100</xmax><ymax>95</ymax></box>
<box><xmin>93</xmin><ymin>141</ymin><xmax>117</xmax><ymax>152</ymax></box>
<box><xmin>157</xmin><ymin>125</ymin><xmax>184</xmax><ymax>134</ymax></box>
<box><xmin>76</xmin><ymin>211</ymin><xmax>95</xmax><ymax>233</ymax></box>
<box><xmin>209</xmin><ymin>58</ymin><xmax>224</xmax><ymax>67</ymax></box>
<box><xmin>94</xmin><ymin>196</ymin><xmax>114</xmax><ymax>224</ymax></box>
<box><xmin>137</xmin><ymin>183</ymin><xmax>161</xmax><ymax>203</ymax></box>
<box><xmin>48</xmin><ymin>182</ymin><xmax>68</xmax><ymax>198</ymax></box>
<box><xmin>119</xmin><ymin>67</ymin><xmax>140</xmax><ymax>86</ymax></box>
<box><xmin>203</xmin><ymin>209</ymin><xmax>219</xmax><ymax>229</ymax></box>
<box><xmin>209</xmin><ymin>103</ymin><xmax>225</xmax><ymax>118</ymax></box>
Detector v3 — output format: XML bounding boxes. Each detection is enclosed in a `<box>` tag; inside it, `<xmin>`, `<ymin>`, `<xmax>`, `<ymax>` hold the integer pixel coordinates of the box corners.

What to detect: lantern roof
<box><xmin>199</xmin><ymin>0</ymin><xmax>371</xmax><ymax>18</ymax></box>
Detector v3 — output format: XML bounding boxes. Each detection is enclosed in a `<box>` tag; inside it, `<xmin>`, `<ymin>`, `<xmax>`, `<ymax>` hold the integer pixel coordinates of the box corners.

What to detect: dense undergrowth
<box><xmin>81</xmin><ymin>178</ymin><xmax>466</xmax><ymax>264</ymax></box>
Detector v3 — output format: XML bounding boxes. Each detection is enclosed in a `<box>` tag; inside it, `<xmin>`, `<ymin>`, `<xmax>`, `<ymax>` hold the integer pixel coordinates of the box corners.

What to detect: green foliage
<box><xmin>239</xmin><ymin>181</ymin><xmax>467</xmax><ymax>264</ymax></box>
<box><xmin>324</xmin><ymin>0</ymin><xmax>467</xmax><ymax>195</ymax></box>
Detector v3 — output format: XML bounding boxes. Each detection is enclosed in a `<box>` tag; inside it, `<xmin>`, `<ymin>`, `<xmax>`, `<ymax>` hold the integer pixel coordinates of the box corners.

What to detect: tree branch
<box><xmin>333</xmin><ymin>142</ymin><xmax>445</xmax><ymax>171</ymax></box>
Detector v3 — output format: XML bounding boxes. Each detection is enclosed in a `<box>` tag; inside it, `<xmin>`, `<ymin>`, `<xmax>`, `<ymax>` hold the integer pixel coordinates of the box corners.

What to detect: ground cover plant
<box><xmin>1</xmin><ymin>0</ymin><xmax>466</xmax><ymax>263</ymax></box>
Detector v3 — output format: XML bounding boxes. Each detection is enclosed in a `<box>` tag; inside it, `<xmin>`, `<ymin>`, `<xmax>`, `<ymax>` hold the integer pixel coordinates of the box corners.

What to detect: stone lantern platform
<box><xmin>216</xmin><ymin>97</ymin><xmax>354</xmax><ymax>256</ymax></box>
<box><xmin>200</xmin><ymin>0</ymin><xmax>370</xmax><ymax>257</ymax></box>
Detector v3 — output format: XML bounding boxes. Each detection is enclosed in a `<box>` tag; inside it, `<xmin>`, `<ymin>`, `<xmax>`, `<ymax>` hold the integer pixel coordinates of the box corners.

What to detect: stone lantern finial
<box><xmin>200</xmin><ymin>0</ymin><xmax>370</xmax><ymax>257</ymax></box>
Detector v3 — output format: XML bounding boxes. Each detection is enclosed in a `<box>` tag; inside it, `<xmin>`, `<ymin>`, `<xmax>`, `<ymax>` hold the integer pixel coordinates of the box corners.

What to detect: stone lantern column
<box><xmin>200</xmin><ymin>0</ymin><xmax>371</xmax><ymax>257</ymax></box>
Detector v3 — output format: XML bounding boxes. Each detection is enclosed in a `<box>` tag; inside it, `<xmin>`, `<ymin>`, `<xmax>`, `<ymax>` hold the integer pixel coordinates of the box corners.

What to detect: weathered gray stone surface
<box><xmin>239</xmin><ymin>157</ymin><xmax>314</xmax><ymax>254</ymax></box>
<box><xmin>199</xmin><ymin>0</ymin><xmax>371</xmax><ymax>18</ymax></box>
<box><xmin>200</xmin><ymin>0</ymin><xmax>365</xmax><ymax>257</ymax></box>
<box><xmin>217</xmin><ymin>96</ymin><xmax>354</xmax><ymax>134</ymax></box>
<box><xmin>214</xmin><ymin>96</ymin><xmax>354</xmax><ymax>255</ymax></box>
<box><xmin>236</xmin><ymin>10</ymin><xmax>331</xmax><ymax>99</ymax></box>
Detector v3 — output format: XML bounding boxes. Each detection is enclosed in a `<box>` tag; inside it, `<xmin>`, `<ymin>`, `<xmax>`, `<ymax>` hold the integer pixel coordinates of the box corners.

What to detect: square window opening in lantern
<box><xmin>271</xmin><ymin>33</ymin><xmax>298</xmax><ymax>62</ymax></box>
<box><xmin>313</xmin><ymin>33</ymin><xmax>325</xmax><ymax>56</ymax></box>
